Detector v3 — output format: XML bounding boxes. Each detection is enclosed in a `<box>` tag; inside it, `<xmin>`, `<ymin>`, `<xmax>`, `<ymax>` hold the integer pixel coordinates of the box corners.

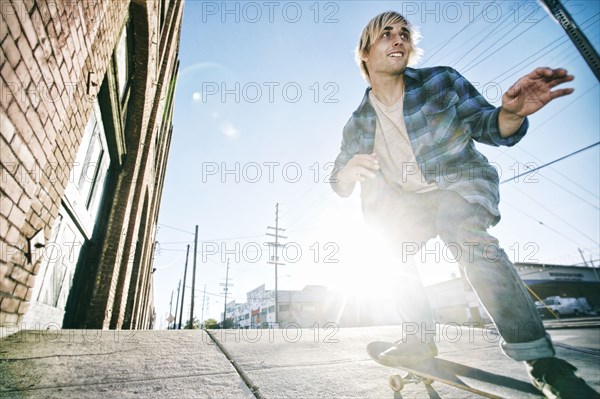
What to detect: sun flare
<box><xmin>317</xmin><ymin>202</ymin><xmax>460</xmax><ymax>301</ymax></box>
<box><xmin>320</xmin><ymin>213</ymin><xmax>407</xmax><ymax>300</ymax></box>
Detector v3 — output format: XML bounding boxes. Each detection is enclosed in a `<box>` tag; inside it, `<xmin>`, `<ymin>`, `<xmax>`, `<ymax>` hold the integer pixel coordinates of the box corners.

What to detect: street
<box><xmin>1</xmin><ymin>324</ymin><xmax>598</xmax><ymax>398</ymax></box>
<box><xmin>549</xmin><ymin>327</ymin><xmax>600</xmax><ymax>351</ymax></box>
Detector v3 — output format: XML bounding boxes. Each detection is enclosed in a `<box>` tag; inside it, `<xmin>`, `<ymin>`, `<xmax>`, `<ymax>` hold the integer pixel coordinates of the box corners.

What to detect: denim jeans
<box><xmin>361</xmin><ymin>176</ymin><xmax>555</xmax><ymax>361</ymax></box>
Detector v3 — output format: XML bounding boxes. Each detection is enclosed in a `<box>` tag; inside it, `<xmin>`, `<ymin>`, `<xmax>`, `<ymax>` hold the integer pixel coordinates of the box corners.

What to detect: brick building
<box><xmin>0</xmin><ymin>0</ymin><xmax>183</xmax><ymax>331</ymax></box>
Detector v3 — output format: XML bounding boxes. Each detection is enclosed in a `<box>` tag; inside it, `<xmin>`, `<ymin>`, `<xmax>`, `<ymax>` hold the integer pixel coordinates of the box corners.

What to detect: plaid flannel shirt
<box><xmin>333</xmin><ymin>66</ymin><xmax>529</xmax><ymax>223</ymax></box>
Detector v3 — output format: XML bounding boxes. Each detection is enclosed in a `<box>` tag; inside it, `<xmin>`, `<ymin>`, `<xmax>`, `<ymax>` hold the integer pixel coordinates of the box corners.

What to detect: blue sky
<box><xmin>153</xmin><ymin>0</ymin><xmax>599</xmax><ymax>326</ymax></box>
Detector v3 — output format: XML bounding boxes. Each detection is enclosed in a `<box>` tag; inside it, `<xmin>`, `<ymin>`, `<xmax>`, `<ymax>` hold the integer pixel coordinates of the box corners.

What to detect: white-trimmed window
<box><xmin>25</xmin><ymin>102</ymin><xmax>111</xmax><ymax>326</ymax></box>
<box><xmin>116</xmin><ymin>27</ymin><xmax>128</xmax><ymax>100</ymax></box>
<box><xmin>32</xmin><ymin>207</ymin><xmax>84</xmax><ymax>310</ymax></box>
<box><xmin>64</xmin><ymin>101</ymin><xmax>111</xmax><ymax>238</ymax></box>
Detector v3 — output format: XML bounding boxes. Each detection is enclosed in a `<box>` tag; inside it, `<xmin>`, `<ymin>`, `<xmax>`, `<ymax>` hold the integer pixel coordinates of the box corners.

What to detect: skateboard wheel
<box><xmin>388</xmin><ymin>374</ymin><xmax>405</xmax><ymax>392</ymax></box>
<box><xmin>422</xmin><ymin>378</ymin><xmax>434</xmax><ymax>386</ymax></box>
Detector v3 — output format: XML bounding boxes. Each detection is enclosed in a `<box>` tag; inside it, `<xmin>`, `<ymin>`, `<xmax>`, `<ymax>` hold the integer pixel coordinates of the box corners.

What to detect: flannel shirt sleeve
<box><xmin>452</xmin><ymin>68</ymin><xmax>528</xmax><ymax>147</ymax></box>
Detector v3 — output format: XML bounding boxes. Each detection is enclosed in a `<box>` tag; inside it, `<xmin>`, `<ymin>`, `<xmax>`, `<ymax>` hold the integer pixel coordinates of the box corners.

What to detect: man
<box><xmin>331</xmin><ymin>11</ymin><xmax>598</xmax><ymax>398</ymax></box>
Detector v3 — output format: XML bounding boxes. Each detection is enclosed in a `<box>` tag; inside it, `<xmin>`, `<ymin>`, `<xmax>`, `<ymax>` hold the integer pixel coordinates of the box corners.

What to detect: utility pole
<box><xmin>173</xmin><ymin>280</ymin><xmax>181</xmax><ymax>330</ymax></box>
<box><xmin>580</xmin><ymin>248</ymin><xmax>600</xmax><ymax>281</ymax></box>
<box><xmin>178</xmin><ymin>245</ymin><xmax>190</xmax><ymax>329</ymax></box>
<box><xmin>578</xmin><ymin>248</ymin><xmax>589</xmax><ymax>267</ymax></box>
<box><xmin>266</xmin><ymin>203</ymin><xmax>287</xmax><ymax>327</ymax></box>
<box><xmin>168</xmin><ymin>291</ymin><xmax>174</xmax><ymax>329</ymax></box>
<box><xmin>201</xmin><ymin>284</ymin><xmax>207</xmax><ymax>328</ymax></box>
<box><xmin>190</xmin><ymin>225</ymin><xmax>198</xmax><ymax>329</ymax></box>
<box><xmin>221</xmin><ymin>259</ymin><xmax>233</xmax><ymax>325</ymax></box>
<box><xmin>540</xmin><ymin>0</ymin><xmax>600</xmax><ymax>81</ymax></box>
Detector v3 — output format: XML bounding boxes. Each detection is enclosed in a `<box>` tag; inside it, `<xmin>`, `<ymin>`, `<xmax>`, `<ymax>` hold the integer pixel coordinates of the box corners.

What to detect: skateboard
<box><xmin>367</xmin><ymin>341</ymin><xmax>543</xmax><ymax>398</ymax></box>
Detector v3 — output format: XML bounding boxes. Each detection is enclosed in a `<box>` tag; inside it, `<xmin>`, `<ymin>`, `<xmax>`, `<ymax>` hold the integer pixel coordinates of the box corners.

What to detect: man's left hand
<box><xmin>502</xmin><ymin>67</ymin><xmax>574</xmax><ymax>117</ymax></box>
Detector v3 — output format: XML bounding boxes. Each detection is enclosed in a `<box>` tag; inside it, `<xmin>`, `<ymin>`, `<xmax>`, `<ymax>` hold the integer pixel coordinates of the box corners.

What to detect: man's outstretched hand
<box><xmin>499</xmin><ymin>67</ymin><xmax>574</xmax><ymax>137</ymax></box>
<box><xmin>503</xmin><ymin>67</ymin><xmax>575</xmax><ymax>117</ymax></box>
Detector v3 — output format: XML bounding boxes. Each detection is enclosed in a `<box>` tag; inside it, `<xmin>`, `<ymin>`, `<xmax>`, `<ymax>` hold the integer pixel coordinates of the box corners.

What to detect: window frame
<box><xmin>114</xmin><ymin>22</ymin><xmax>133</xmax><ymax>108</ymax></box>
<box><xmin>63</xmin><ymin>101</ymin><xmax>111</xmax><ymax>239</ymax></box>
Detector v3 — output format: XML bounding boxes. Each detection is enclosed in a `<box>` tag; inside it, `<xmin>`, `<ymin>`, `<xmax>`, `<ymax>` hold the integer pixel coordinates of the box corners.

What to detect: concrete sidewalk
<box><xmin>0</xmin><ymin>330</ymin><xmax>255</xmax><ymax>398</ymax></box>
<box><xmin>1</xmin><ymin>326</ymin><xmax>599</xmax><ymax>398</ymax></box>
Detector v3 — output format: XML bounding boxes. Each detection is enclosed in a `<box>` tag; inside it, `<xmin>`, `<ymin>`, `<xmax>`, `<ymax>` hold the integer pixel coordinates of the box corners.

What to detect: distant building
<box><xmin>224</xmin><ymin>285</ymin><xmax>343</xmax><ymax>328</ymax></box>
<box><xmin>426</xmin><ymin>263</ymin><xmax>600</xmax><ymax>324</ymax></box>
<box><xmin>514</xmin><ymin>262</ymin><xmax>600</xmax><ymax>309</ymax></box>
<box><xmin>226</xmin><ymin>263</ymin><xmax>600</xmax><ymax>329</ymax></box>
<box><xmin>224</xmin><ymin>284</ymin><xmax>410</xmax><ymax>328</ymax></box>
<box><xmin>1</xmin><ymin>0</ymin><xmax>184</xmax><ymax>331</ymax></box>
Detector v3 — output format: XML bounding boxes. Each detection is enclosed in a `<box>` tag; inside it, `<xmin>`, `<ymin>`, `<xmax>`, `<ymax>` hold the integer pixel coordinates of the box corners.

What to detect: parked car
<box><xmin>534</xmin><ymin>296</ymin><xmax>590</xmax><ymax>319</ymax></box>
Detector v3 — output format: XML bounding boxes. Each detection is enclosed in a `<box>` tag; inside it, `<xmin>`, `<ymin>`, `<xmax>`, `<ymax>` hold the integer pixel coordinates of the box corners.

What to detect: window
<box><xmin>115</xmin><ymin>26</ymin><xmax>129</xmax><ymax>101</ymax></box>
<box><xmin>64</xmin><ymin>102</ymin><xmax>111</xmax><ymax>237</ymax></box>
<box><xmin>279</xmin><ymin>304</ymin><xmax>289</xmax><ymax>312</ymax></box>
<box><xmin>25</xmin><ymin>101</ymin><xmax>110</xmax><ymax>325</ymax></box>
<box><xmin>31</xmin><ymin>209</ymin><xmax>84</xmax><ymax>310</ymax></box>
<box><xmin>160</xmin><ymin>0</ymin><xmax>168</xmax><ymax>29</ymax></box>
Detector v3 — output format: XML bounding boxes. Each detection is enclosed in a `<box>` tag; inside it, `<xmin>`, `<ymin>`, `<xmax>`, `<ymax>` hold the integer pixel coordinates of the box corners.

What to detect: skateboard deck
<box><xmin>367</xmin><ymin>341</ymin><xmax>543</xmax><ymax>398</ymax></box>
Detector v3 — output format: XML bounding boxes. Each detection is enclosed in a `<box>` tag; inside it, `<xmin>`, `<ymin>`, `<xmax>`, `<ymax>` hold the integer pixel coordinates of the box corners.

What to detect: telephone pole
<box><xmin>201</xmin><ymin>284</ymin><xmax>207</xmax><ymax>328</ymax></box>
<box><xmin>168</xmin><ymin>291</ymin><xmax>174</xmax><ymax>329</ymax></box>
<box><xmin>540</xmin><ymin>0</ymin><xmax>600</xmax><ymax>81</ymax></box>
<box><xmin>221</xmin><ymin>259</ymin><xmax>233</xmax><ymax>326</ymax></box>
<box><xmin>177</xmin><ymin>245</ymin><xmax>190</xmax><ymax>329</ymax></box>
<box><xmin>173</xmin><ymin>279</ymin><xmax>181</xmax><ymax>329</ymax></box>
<box><xmin>221</xmin><ymin>259</ymin><xmax>233</xmax><ymax>325</ymax></box>
<box><xmin>190</xmin><ymin>225</ymin><xmax>198</xmax><ymax>329</ymax></box>
<box><xmin>578</xmin><ymin>248</ymin><xmax>589</xmax><ymax>267</ymax></box>
<box><xmin>266</xmin><ymin>203</ymin><xmax>287</xmax><ymax>327</ymax></box>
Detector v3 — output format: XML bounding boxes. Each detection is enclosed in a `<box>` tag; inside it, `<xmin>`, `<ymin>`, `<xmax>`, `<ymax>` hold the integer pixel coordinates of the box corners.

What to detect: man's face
<box><xmin>363</xmin><ymin>22</ymin><xmax>412</xmax><ymax>79</ymax></box>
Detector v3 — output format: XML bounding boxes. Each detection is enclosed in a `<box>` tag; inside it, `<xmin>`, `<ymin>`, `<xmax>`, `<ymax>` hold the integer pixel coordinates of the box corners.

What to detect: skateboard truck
<box><xmin>388</xmin><ymin>372</ymin><xmax>433</xmax><ymax>392</ymax></box>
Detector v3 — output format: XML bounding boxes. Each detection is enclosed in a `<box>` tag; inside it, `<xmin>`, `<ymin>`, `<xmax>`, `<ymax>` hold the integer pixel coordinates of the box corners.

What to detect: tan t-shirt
<box><xmin>369</xmin><ymin>90</ymin><xmax>437</xmax><ymax>193</ymax></box>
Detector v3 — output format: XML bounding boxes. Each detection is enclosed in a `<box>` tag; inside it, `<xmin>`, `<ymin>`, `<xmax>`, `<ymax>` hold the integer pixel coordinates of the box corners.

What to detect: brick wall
<box><xmin>0</xmin><ymin>0</ymin><xmax>183</xmax><ymax>332</ymax></box>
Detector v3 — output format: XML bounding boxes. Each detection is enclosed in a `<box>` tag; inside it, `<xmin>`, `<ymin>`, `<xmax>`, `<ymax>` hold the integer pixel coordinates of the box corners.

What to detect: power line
<box><xmin>457</xmin><ymin>3</ymin><xmax>597</xmax><ymax>76</ymax></box>
<box><xmin>158</xmin><ymin>233</ymin><xmax>267</xmax><ymax>246</ymax></box>
<box><xmin>463</xmin><ymin>15</ymin><xmax>549</xmax><ymax>73</ymax></box>
<box><xmin>184</xmin><ymin>285</ymin><xmax>227</xmax><ymax>298</ymax></box>
<box><xmin>489</xmin><ymin>37</ymin><xmax>571</xmax><ymax>85</ymax></box>
<box><xmin>506</xmin><ymin>160</ymin><xmax>599</xmax><ymax>210</ymax></box>
<box><xmin>421</xmin><ymin>4</ymin><xmax>489</xmax><ymax>66</ymax></box>
<box><xmin>488</xmin><ymin>14</ymin><xmax>598</xmax><ymax>86</ymax></box>
<box><xmin>280</xmin><ymin>180</ymin><xmax>334</xmax><ymax>223</ymax></box>
<box><xmin>281</xmin><ymin>176</ymin><xmax>322</xmax><ymax>211</ymax></box>
<box><xmin>500</xmin><ymin>141</ymin><xmax>600</xmax><ymax>184</ymax></box>
<box><xmin>496</xmin><ymin>147</ymin><xmax>599</xmax><ymax>260</ymax></box>
<box><xmin>503</xmin><ymin>180</ymin><xmax>598</xmax><ymax>245</ymax></box>
<box><xmin>156</xmin><ymin>226</ymin><xmax>322</xmax><ymax>253</ymax></box>
<box><xmin>284</xmin><ymin>188</ymin><xmax>335</xmax><ymax>231</ymax></box>
<box><xmin>501</xmin><ymin>200</ymin><xmax>591</xmax><ymax>248</ymax></box>
<box><xmin>490</xmin><ymin>82</ymin><xmax>599</xmax><ymax>198</ymax></box>
<box><xmin>421</xmin><ymin>3</ymin><xmax>599</xmax><ymax>253</ymax></box>
<box><xmin>511</xmin><ymin>141</ymin><xmax>598</xmax><ymax>202</ymax></box>
<box><xmin>541</xmin><ymin>0</ymin><xmax>600</xmax><ymax>80</ymax></box>
<box><xmin>157</xmin><ymin>223</ymin><xmax>195</xmax><ymax>235</ymax></box>
<box><xmin>530</xmin><ymin>82</ymin><xmax>600</xmax><ymax>132</ymax></box>
<box><xmin>451</xmin><ymin>7</ymin><xmax>520</xmax><ymax>70</ymax></box>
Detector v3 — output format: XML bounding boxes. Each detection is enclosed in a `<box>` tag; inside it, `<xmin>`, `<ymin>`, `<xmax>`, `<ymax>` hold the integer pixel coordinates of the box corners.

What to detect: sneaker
<box><xmin>526</xmin><ymin>357</ymin><xmax>600</xmax><ymax>399</ymax></box>
<box><xmin>378</xmin><ymin>338</ymin><xmax>438</xmax><ymax>367</ymax></box>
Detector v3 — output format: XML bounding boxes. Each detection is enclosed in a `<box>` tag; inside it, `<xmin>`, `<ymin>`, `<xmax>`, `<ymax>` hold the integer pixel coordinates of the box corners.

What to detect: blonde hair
<box><xmin>355</xmin><ymin>11</ymin><xmax>423</xmax><ymax>82</ymax></box>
